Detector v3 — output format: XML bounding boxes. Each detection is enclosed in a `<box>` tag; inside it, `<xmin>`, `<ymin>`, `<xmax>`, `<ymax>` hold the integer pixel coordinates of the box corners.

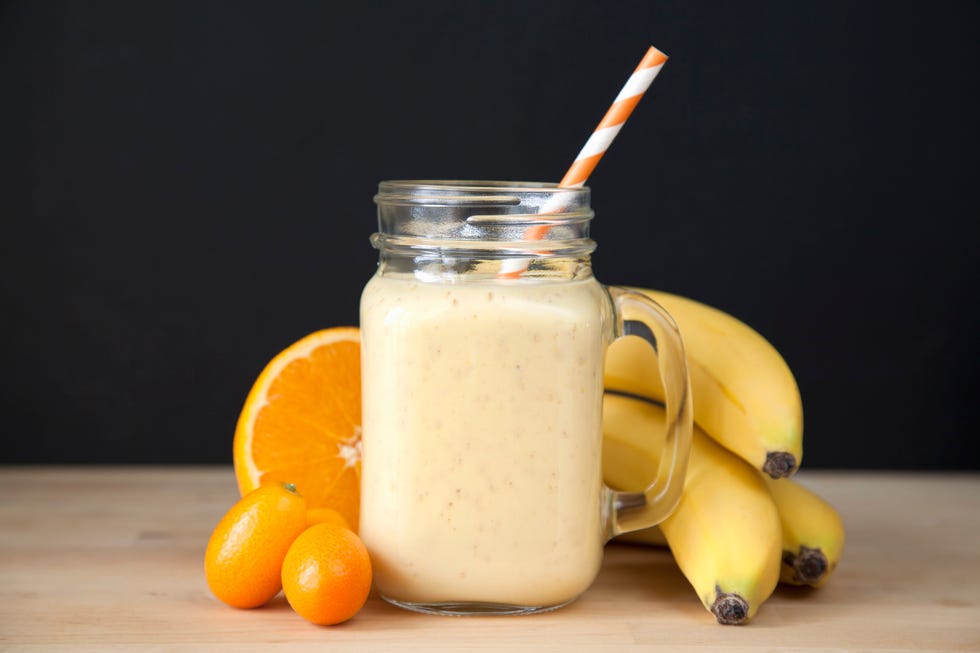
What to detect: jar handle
<box><xmin>602</xmin><ymin>286</ymin><xmax>693</xmax><ymax>539</ymax></box>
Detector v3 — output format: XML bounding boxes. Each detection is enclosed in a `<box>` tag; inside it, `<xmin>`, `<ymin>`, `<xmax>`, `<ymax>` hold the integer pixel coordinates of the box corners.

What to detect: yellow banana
<box><xmin>605</xmin><ymin>288</ymin><xmax>803</xmax><ymax>478</ymax></box>
<box><xmin>763</xmin><ymin>476</ymin><xmax>845</xmax><ymax>587</ymax></box>
<box><xmin>602</xmin><ymin>392</ymin><xmax>781</xmax><ymax>624</ymax></box>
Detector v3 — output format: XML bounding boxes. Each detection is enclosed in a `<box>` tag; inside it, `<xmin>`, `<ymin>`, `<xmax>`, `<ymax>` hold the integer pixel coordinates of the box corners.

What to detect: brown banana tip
<box><xmin>784</xmin><ymin>546</ymin><xmax>829</xmax><ymax>585</ymax></box>
<box><xmin>710</xmin><ymin>589</ymin><xmax>749</xmax><ymax>625</ymax></box>
<box><xmin>763</xmin><ymin>451</ymin><xmax>797</xmax><ymax>479</ymax></box>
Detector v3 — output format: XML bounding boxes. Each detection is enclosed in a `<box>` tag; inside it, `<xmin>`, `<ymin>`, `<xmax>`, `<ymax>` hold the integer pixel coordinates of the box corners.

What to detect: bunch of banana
<box><xmin>602</xmin><ymin>289</ymin><xmax>845</xmax><ymax>624</ymax></box>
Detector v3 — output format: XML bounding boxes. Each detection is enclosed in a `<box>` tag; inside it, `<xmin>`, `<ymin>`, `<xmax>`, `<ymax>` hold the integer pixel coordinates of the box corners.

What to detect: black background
<box><xmin>2</xmin><ymin>1</ymin><xmax>977</xmax><ymax>468</ymax></box>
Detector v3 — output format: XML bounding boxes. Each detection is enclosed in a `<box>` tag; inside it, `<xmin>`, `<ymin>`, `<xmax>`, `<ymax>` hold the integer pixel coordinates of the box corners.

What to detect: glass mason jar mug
<box><xmin>359</xmin><ymin>181</ymin><xmax>693</xmax><ymax>615</ymax></box>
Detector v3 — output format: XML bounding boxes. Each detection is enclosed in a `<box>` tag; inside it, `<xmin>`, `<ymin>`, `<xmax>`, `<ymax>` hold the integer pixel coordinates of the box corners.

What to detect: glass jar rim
<box><xmin>375</xmin><ymin>180</ymin><xmax>591</xmax><ymax>207</ymax></box>
<box><xmin>377</xmin><ymin>179</ymin><xmax>589</xmax><ymax>192</ymax></box>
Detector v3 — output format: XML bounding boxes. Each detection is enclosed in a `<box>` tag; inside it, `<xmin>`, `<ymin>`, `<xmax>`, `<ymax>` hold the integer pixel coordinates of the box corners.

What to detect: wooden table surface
<box><xmin>1</xmin><ymin>467</ymin><xmax>978</xmax><ymax>652</ymax></box>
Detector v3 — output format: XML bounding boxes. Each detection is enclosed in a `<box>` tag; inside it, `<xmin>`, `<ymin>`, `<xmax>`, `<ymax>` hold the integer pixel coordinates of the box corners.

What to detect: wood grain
<box><xmin>1</xmin><ymin>468</ymin><xmax>978</xmax><ymax>652</ymax></box>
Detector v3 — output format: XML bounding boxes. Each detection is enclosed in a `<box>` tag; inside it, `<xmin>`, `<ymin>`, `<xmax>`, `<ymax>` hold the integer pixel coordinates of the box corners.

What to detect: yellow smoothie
<box><xmin>359</xmin><ymin>273</ymin><xmax>609</xmax><ymax>608</ymax></box>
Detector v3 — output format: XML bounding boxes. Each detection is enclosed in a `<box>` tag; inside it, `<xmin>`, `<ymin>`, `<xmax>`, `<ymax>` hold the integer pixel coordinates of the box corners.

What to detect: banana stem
<box><xmin>783</xmin><ymin>546</ymin><xmax>829</xmax><ymax>585</ymax></box>
<box><xmin>711</xmin><ymin>588</ymin><xmax>750</xmax><ymax>625</ymax></box>
<box><xmin>762</xmin><ymin>452</ymin><xmax>797</xmax><ymax>479</ymax></box>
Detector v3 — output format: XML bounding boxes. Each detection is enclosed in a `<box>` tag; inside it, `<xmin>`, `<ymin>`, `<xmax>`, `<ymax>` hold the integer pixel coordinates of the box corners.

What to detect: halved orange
<box><xmin>233</xmin><ymin>328</ymin><xmax>362</xmax><ymax>531</ymax></box>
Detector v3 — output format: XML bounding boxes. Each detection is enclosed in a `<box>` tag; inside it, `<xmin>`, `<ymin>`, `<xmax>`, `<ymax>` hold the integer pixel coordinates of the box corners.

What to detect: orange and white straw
<box><xmin>557</xmin><ymin>46</ymin><xmax>668</xmax><ymax>189</ymax></box>
<box><xmin>499</xmin><ymin>46</ymin><xmax>668</xmax><ymax>277</ymax></box>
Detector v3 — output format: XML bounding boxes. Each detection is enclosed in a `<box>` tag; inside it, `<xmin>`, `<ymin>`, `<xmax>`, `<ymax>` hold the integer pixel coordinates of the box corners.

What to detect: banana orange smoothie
<box><xmin>359</xmin><ymin>273</ymin><xmax>609</xmax><ymax>608</ymax></box>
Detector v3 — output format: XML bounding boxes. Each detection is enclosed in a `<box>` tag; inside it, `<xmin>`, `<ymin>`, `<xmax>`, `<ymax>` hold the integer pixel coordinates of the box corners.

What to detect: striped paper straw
<box><xmin>499</xmin><ymin>46</ymin><xmax>667</xmax><ymax>277</ymax></box>
<box><xmin>557</xmin><ymin>45</ymin><xmax>668</xmax><ymax>190</ymax></box>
